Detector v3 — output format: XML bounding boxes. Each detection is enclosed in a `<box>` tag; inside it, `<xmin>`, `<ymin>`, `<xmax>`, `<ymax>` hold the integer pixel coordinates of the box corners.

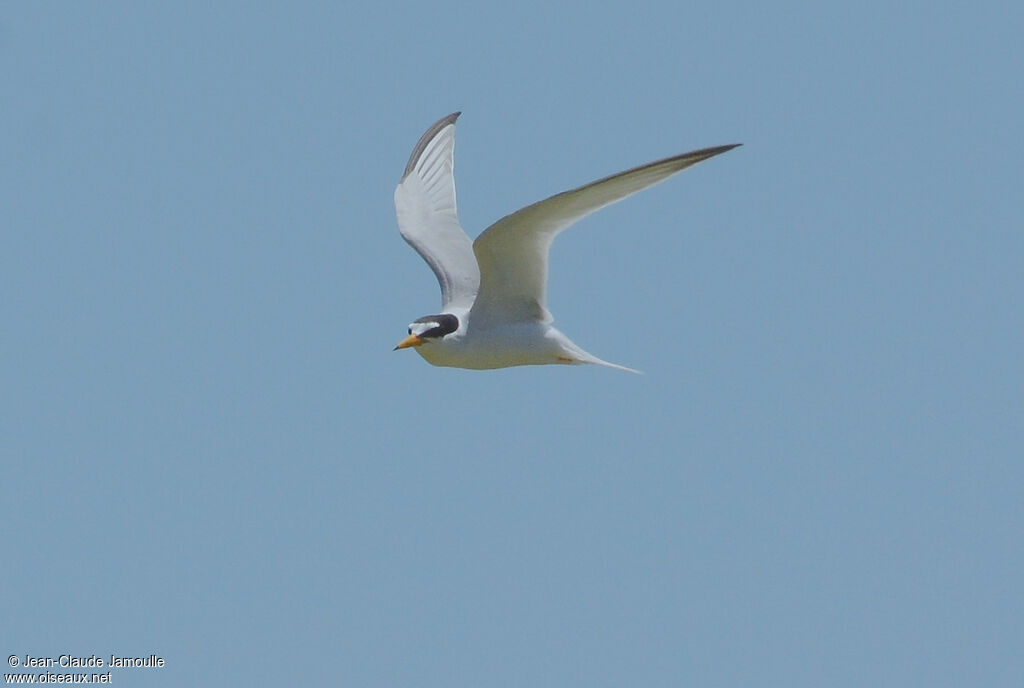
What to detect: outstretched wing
<box><xmin>394</xmin><ymin>112</ymin><xmax>480</xmax><ymax>311</ymax></box>
<box><xmin>469</xmin><ymin>144</ymin><xmax>741</xmax><ymax>325</ymax></box>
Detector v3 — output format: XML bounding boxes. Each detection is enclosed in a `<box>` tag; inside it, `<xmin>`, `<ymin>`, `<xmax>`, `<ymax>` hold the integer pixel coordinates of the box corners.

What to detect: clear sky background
<box><xmin>2</xmin><ymin>2</ymin><xmax>1021</xmax><ymax>686</ymax></box>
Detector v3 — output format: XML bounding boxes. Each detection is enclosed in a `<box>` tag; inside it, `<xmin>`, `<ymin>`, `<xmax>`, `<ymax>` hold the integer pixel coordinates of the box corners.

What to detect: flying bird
<box><xmin>393</xmin><ymin>112</ymin><xmax>739</xmax><ymax>372</ymax></box>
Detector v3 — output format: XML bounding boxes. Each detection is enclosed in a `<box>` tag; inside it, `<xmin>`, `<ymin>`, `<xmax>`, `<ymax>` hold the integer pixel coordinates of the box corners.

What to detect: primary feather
<box><xmin>394</xmin><ymin>112</ymin><xmax>479</xmax><ymax>311</ymax></box>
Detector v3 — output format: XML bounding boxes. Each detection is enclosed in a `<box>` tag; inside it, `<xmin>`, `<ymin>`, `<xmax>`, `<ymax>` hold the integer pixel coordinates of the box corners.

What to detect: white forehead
<box><xmin>409</xmin><ymin>321</ymin><xmax>439</xmax><ymax>336</ymax></box>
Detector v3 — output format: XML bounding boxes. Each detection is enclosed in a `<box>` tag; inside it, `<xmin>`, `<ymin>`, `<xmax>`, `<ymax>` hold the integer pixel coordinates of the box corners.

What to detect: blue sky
<box><xmin>2</xmin><ymin>2</ymin><xmax>1021</xmax><ymax>686</ymax></box>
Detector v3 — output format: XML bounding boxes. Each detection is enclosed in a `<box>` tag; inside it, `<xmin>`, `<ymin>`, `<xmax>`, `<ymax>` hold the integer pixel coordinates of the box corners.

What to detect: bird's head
<box><xmin>393</xmin><ymin>313</ymin><xmax>460</xmax><ymax>350</ymax></box>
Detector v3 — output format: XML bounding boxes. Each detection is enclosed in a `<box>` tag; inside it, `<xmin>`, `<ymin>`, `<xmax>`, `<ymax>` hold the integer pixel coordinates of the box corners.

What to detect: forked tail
<box><xmin>588</xmin><ymin>357</ymin><xmax>643</xmax><ymax>375</ymax></box>
<box><xmin>569</xmin><ymin>347</ymin><xmax>643</xmax><ymax>374</ymax></box>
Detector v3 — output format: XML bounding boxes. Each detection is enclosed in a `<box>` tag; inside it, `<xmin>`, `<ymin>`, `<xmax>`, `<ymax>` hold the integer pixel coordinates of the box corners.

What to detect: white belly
<box><xmin>416</xmin><ymin>322</ymin><xmax>579</xmax><ymax>370</ymax></box>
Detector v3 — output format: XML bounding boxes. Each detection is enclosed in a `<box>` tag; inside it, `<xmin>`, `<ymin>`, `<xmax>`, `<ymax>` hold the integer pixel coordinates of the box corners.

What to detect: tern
<box><xmin>393</xmin><ymin>112</ymin><xmax>738</xmax><ymax>372</ymax></box>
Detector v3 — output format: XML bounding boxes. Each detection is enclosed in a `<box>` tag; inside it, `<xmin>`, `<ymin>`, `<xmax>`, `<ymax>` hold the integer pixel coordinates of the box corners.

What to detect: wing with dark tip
<box><xmin>470</xmin><ymin>143</ymin><xmax>741</xmax><ymax>325</ymax></box>
<box><xmin>394</xmin><ymin>112</ymin><xmax>480</xmax><ymax>310</ymax></box>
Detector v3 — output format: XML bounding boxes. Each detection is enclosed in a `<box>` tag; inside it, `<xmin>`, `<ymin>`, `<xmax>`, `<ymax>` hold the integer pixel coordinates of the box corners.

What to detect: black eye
<box><xmin>407</xmin><ymin>327</ymin><xmax>412</xmax><ymax>335</ymax></box>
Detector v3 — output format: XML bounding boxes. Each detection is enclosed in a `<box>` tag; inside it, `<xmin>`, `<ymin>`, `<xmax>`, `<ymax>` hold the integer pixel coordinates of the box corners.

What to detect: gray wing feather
<box><xmin>470</xmin><ymin>143</ymin><xmax>741</xmax><ymax>324</ymax></box>
<box><xmin>395</xmin><ymin>112</ymin><xmax>480</xmax><ymax>311</ymax></box>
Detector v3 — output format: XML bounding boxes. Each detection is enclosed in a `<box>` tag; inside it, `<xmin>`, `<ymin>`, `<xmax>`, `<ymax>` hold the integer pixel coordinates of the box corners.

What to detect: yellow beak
<box><xmin>393</xmin><ymin>333</ymin><xmax>424</xmax><ymax>350</ymax></box>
